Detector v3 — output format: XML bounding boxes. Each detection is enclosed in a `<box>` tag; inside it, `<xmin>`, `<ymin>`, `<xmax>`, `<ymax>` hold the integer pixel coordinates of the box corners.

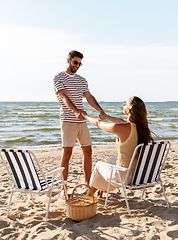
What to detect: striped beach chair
<box><xmin>0</xmin><ymin>149</ymin><xmax>67</xmax><ymax>221</ymax></box>
<box><xmin>104</xmin><ymin>141</ymin><xmax>171</xmax><ymax>214</ymax></box>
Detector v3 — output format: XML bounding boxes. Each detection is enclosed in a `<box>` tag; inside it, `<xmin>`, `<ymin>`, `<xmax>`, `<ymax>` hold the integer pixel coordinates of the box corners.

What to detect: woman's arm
<box><xmin>84</xmin><ymin>115</ymin><xmax>121</xmax><ymax>134</ymax></box>
<box><xmin>84</xmin><ymin>114</ymin><xmax>131</xmax><ymax>143</ymax></box>
<box><xmin>99</xmin><ymin>112</ymin><xmax>126</xmax><ymax>124</ymax></box>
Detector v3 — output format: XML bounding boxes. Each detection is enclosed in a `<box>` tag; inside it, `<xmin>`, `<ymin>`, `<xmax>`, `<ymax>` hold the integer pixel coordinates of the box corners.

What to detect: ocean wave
<box><xmin>170</xmin><ymin>125</ymin><xmax>178</xmax><ymax>129</ymax></box>
<box><xmin>169</xmin><ymin>108</ymin><xmax>178</xmax><ymax>111</ymax></box>
<box><xmin>21</xmin><ymin>111</ymin><xmax>58</xmax><ymax>114</ymax></box>
<box><xmin>19</xmin><ymin>115</ymin><xmax>59</xmax><ymax>118</ymax></box>
<box><xmin>22</xmin><ymin>127</ymin><xmax>60</xmax><ymax>132</ymax></box>
<box><xmin>0</xmin><ymin>137</ymin><xmax>33</xmax><ymax>143</ymax></box>
<box><xmin>0</xmin><ymin>137</ymin><xmax>21</xmax><ymax>141</ymax></box>
<box><xmin>149</xmin><ymin>118</ymin><xmax>163</xmax><ymax>122</ymax></box>
<box><xmin>104</xmin><ymin>109</ymin><xmax>123</xmax><ymax>113</ymax></box>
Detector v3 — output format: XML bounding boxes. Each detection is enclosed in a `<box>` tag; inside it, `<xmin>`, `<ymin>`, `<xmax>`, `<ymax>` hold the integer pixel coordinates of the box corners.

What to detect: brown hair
<box><xmin>68</xmin><ymin>50</ymin><xmax>83</xmax><ymax>60</ymax></box>
<box><xmin>128</xmin><ymin>96</ymin><xmax>154</xmax><ymax>144</ymax></box>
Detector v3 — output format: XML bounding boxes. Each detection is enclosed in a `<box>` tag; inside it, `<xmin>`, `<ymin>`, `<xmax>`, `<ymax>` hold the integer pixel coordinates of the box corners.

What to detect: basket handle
<box><xmin>71</xmin><ymin>184</ymin><xmax>95</xmax><ymax>204</ymax></box>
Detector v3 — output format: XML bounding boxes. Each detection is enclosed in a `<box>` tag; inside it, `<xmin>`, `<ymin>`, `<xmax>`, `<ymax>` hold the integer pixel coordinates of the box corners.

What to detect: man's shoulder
<box><xmin>75</xmin><ymin>73</ymin><xmax>87</xmax><ymax>82</ymax></box>
<box><xmin>53</xmin><ymin>71</ymin><xmax>67</xmax><ymax>81</ymax></box>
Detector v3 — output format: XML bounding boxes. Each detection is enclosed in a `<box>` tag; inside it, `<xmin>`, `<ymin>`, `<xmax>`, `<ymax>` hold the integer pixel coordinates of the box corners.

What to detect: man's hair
<box><xmin>68</xmin><ymin>50</ymin><xmax>84</xmax><ymax>60</ymax></box>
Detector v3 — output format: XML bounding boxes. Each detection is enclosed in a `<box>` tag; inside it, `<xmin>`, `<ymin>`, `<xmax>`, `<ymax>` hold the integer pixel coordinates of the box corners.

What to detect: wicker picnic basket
<box><xmin>66</xmin><ymin>184</ymin><xmax>99</xmax><ymax>221</ymax></box>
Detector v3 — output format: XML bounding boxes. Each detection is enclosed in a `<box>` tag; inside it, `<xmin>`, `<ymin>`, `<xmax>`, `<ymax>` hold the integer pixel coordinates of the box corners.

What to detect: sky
<box><xmin>0</xmin><ymin>0</ymin><xmax>178</xmax><ymax>102</ymax></box>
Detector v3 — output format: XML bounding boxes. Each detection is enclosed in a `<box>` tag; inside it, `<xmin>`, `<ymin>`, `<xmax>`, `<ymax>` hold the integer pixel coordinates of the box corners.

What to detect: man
<box><xmin>53</xmin><ymin>50</ymin><xmax>104</xmax><ymax>189</ymax></box>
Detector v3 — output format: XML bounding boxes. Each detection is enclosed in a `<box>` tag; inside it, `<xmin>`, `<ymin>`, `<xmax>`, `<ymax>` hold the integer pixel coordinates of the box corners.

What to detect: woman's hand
<box><xmin>83</xmin><ymin>114</ymin><xmax>100</xmax><ymax>127</ymax></box>
<box><xmin>94</xmin><ymin>119</ymin><xmax>100</xmax><ymax>126</ymax></box>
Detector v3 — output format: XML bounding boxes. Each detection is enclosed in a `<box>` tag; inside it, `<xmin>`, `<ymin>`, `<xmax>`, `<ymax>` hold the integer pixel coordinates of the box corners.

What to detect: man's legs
<box><xmin>61</xmin><ymin>122</ymin><xmax>78</xmax><ymax>182</ymax></box>
<box><xmin>61</xmin><ymin>122</ymin><xmax>92</xmax><ymax>185</ymax></box>
<box><xmin>78</xmin><ymin>122</ymin><xmax>92</xmax><ymax>185</ymax></box>
<box><xmin>60</xmin><ymin>147</ymin><xmax>73</xmax><ymax>181</ymax></box>
<box><xmin>81</xmin><ymin>145</ymin><xmax>92</xmax><ymax>185</ymax></box>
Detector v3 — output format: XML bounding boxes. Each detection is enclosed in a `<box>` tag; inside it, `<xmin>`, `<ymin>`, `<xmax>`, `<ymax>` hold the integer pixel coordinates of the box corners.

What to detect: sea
<box><xmin>0</xmin><ymin>101</ymin><xmax>178</xmax><ymax>149</ymax></box>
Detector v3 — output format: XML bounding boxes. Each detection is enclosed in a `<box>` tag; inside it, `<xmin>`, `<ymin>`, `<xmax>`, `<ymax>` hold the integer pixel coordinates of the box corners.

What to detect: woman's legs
<box><xmin>86</xmin><ymin>157</ymin><xmax>133</xmax><ymax>197</ymax></box>
<box><xmin>86</xmin><ymin>186</ymin><xmax>97</xmax><ymax>196</ymax></box>
<box><xmin>97</xmin><ymin>157</ymin><xmax>117</xmax><ymax>198</ymax></box>
<box><xmin>87</xmin><ymin>160</ymin><xmax>117</xmax><ymax>196</ymax></box>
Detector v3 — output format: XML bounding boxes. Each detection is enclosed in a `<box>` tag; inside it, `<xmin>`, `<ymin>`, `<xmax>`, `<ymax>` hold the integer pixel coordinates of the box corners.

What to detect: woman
<box><xmin>84</xmin><ymin>96</ymin><xmax>153</xmax><ymax>197</ymax></box>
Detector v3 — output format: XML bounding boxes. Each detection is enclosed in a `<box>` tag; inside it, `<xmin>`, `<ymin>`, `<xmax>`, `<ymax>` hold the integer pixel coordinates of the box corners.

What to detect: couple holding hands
<box><xmin>53</xmin><ymin>50</ymin><xmax>153</xmax><ymax>198</ymax></box>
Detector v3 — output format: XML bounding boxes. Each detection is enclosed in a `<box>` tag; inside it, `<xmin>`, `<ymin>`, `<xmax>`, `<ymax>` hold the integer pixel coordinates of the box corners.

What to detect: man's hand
<box><xmin>99</xmin><ymin>109</ymin><xmax>105</xmax><ymax>115</ymax></box>
<box><xmin>75</xmin><ymin>110</ymin><xmax>87</xmax><ymax>120</ymax></box>
<box><xmin>99</xmin><ymin>111</ymin><xmax>108</xmax><ymax>120</ymax></box>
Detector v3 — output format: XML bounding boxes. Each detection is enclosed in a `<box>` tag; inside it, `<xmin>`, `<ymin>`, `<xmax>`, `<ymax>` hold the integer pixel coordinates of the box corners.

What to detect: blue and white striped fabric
<box><xmin>132</xmin><ymin>141</ymin><xmax>167</xmax><ymax>186</ymax></box>
<box><xmin>2</xmin><ymin>149</ymin><xmax>43</xmax><ymax>191</ymax></box>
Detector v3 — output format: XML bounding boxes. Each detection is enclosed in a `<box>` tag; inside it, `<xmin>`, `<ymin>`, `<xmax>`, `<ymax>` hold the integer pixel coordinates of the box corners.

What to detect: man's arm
<box><xmin>84</xmin><ymin>91</ymin><xmax>104</xmax><ymax>115</ymax></box>
<box><xmin>57</xmin><ymin>89</ymin><xmax>86</xmax><ymax>120</ymax></box>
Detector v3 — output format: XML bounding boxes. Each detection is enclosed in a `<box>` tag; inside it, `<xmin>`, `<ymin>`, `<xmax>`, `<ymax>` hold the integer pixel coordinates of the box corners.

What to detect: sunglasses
<box><xmin>72</xmin><ymin>60</ymin><xmax>83</xmax><ymax>67</ymax></box>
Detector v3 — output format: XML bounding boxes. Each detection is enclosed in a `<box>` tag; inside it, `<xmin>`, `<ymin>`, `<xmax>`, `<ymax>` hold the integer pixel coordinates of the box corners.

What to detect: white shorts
<box><xmin>61</xmin><ymin>121</ymin><xmax>92</xmax><ymax>148</ymax></box>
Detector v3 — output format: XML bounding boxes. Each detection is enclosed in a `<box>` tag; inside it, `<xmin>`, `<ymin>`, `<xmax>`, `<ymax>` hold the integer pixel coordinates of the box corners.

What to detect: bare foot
<box><xmin>58</xmin><ymin>188</ymin><xmax>68</xmax><ymax>200</ymax></box>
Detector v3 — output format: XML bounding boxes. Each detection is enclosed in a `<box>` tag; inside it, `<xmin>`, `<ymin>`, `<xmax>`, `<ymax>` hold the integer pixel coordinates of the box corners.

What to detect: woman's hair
<box><xmin>127</xmin><ymin>96</ymin><xmax>153</xmax><ymax>144</ymax></box>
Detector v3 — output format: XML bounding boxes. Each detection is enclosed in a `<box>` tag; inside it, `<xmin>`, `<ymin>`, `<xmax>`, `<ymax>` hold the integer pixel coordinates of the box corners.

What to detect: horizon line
<box><xmin>0</xmin><ymin>100</ymin><xmax>178</xmax><ymax>103</ymax></box>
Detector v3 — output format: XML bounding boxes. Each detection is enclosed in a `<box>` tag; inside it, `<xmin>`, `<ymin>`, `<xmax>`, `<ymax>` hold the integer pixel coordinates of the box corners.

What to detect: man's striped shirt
<box><xmin>53</xmin><ymin>71</ymin><xmax>89</xmax><ymax>122</ymax></box>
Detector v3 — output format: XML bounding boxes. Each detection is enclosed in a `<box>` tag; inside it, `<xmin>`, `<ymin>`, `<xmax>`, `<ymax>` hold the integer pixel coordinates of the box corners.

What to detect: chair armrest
<box><xmin>44</xmin><ymin>167</ymin><xmax>65</xmax><ymax>176</ymax></box>
<box><xmin>109</xmin><ymin>165</ymin><xmax>128</xmax><ymax>172</ymax></box>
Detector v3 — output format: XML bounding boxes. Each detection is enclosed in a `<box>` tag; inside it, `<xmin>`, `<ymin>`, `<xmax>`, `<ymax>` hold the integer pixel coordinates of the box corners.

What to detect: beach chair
<box><xmin>0</xmin><ymin>148</ymin><xmax>68</xmax><ymax>221</ymax></box>
<box><xmin>104</xmin><ymin>141</ymin><xmax>171</xmax><ymax>214</ymax></box>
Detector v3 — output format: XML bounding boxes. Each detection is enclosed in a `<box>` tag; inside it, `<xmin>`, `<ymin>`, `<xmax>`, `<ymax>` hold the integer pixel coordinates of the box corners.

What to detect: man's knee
<box><xmin>62</xmin><ymin>147</ymin><xmax>73</xmax><ymax>160</ymax></box>
<box><xmin>87</xmin><ymin>146</ymin><xmax>92</xmax><ymax>156</ymax></box>
<box><xmin>82</xmin><ymin>145</ymin><xmax>92</xmax><ymax>158</ymax></box>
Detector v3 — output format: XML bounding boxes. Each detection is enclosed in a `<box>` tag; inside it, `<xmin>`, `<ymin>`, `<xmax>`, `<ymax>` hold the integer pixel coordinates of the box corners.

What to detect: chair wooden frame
<box><xmin>104</xmin><ymin>141</ymin><xmax>171</xmax><ymax>214</ymax></box>
<box><xmin>0</xmin><ymin>148</ymin><xmax>68</xmax><ymax>221</ymax></box>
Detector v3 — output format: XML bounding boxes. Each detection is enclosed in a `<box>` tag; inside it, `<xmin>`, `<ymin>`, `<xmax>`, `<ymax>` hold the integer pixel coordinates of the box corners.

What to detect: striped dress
<box><xmin>53</xmin><ymin>71</ymin><xmax>89</xmax><ymax>122</ymax></box>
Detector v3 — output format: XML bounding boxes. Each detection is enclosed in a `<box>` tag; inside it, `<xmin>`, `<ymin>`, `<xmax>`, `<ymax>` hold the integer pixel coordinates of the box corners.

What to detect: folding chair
<box><xmin>0</xmin><ymin>148</ymin><xmax>68</xmax><ymax>221</ymax></box>
<box><xmin>104</xmin><ymin>141</ymin><xmax>171</xmax><ymax>214</ymax></box>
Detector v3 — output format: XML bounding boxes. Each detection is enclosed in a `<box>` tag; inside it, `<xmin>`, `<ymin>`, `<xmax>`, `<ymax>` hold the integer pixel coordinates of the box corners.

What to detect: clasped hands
<box><xmin>75</xmin><ymin>109</ymin><xmax>107</xmax><ymax>121</ymax></box>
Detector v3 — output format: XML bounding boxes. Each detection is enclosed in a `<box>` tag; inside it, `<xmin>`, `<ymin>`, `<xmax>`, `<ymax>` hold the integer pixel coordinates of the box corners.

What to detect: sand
<box><xmin>0</xmin><ymin>143</ymin><xmax>178</xmax><ymax>240</ymax></box>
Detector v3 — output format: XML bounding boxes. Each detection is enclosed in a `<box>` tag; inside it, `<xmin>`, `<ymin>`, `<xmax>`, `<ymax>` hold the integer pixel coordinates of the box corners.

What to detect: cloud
<box><xmin>0</xmin><ymin>24</ymin><xmax>85</xmax><ymax>49</ymax></box>
<box><xmin>0</xmin><ymin>24</ymin><xmax>86</xmax><ymax>63</ymax></box>
<box><xmin>1</xmin><ymin>24</ymin><xmax>178</xmax><ymax>68</ymax></box>
<box><xmin>0</xmin><ymin>24</ymin><xmax>178</xmax><ymax>101</ymax></box>
<box><xmin>84</xmin><ymin>44</ymin><xmax>178</xmax><ymax>68</ymax></box>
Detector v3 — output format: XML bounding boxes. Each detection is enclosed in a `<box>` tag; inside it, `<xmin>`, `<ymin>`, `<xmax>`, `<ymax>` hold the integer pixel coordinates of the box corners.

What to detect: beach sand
<box><xmin>0</xmin><ymin>143</ymin><xmax>178</xmax><ymax>240</ymax></box>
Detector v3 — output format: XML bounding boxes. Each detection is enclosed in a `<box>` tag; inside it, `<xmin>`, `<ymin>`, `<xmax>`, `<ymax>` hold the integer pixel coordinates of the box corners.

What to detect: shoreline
<box><xmin>1</xmin><ymin>138</ymin><xmax>178</xmax><ymax>151</ymax></box>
